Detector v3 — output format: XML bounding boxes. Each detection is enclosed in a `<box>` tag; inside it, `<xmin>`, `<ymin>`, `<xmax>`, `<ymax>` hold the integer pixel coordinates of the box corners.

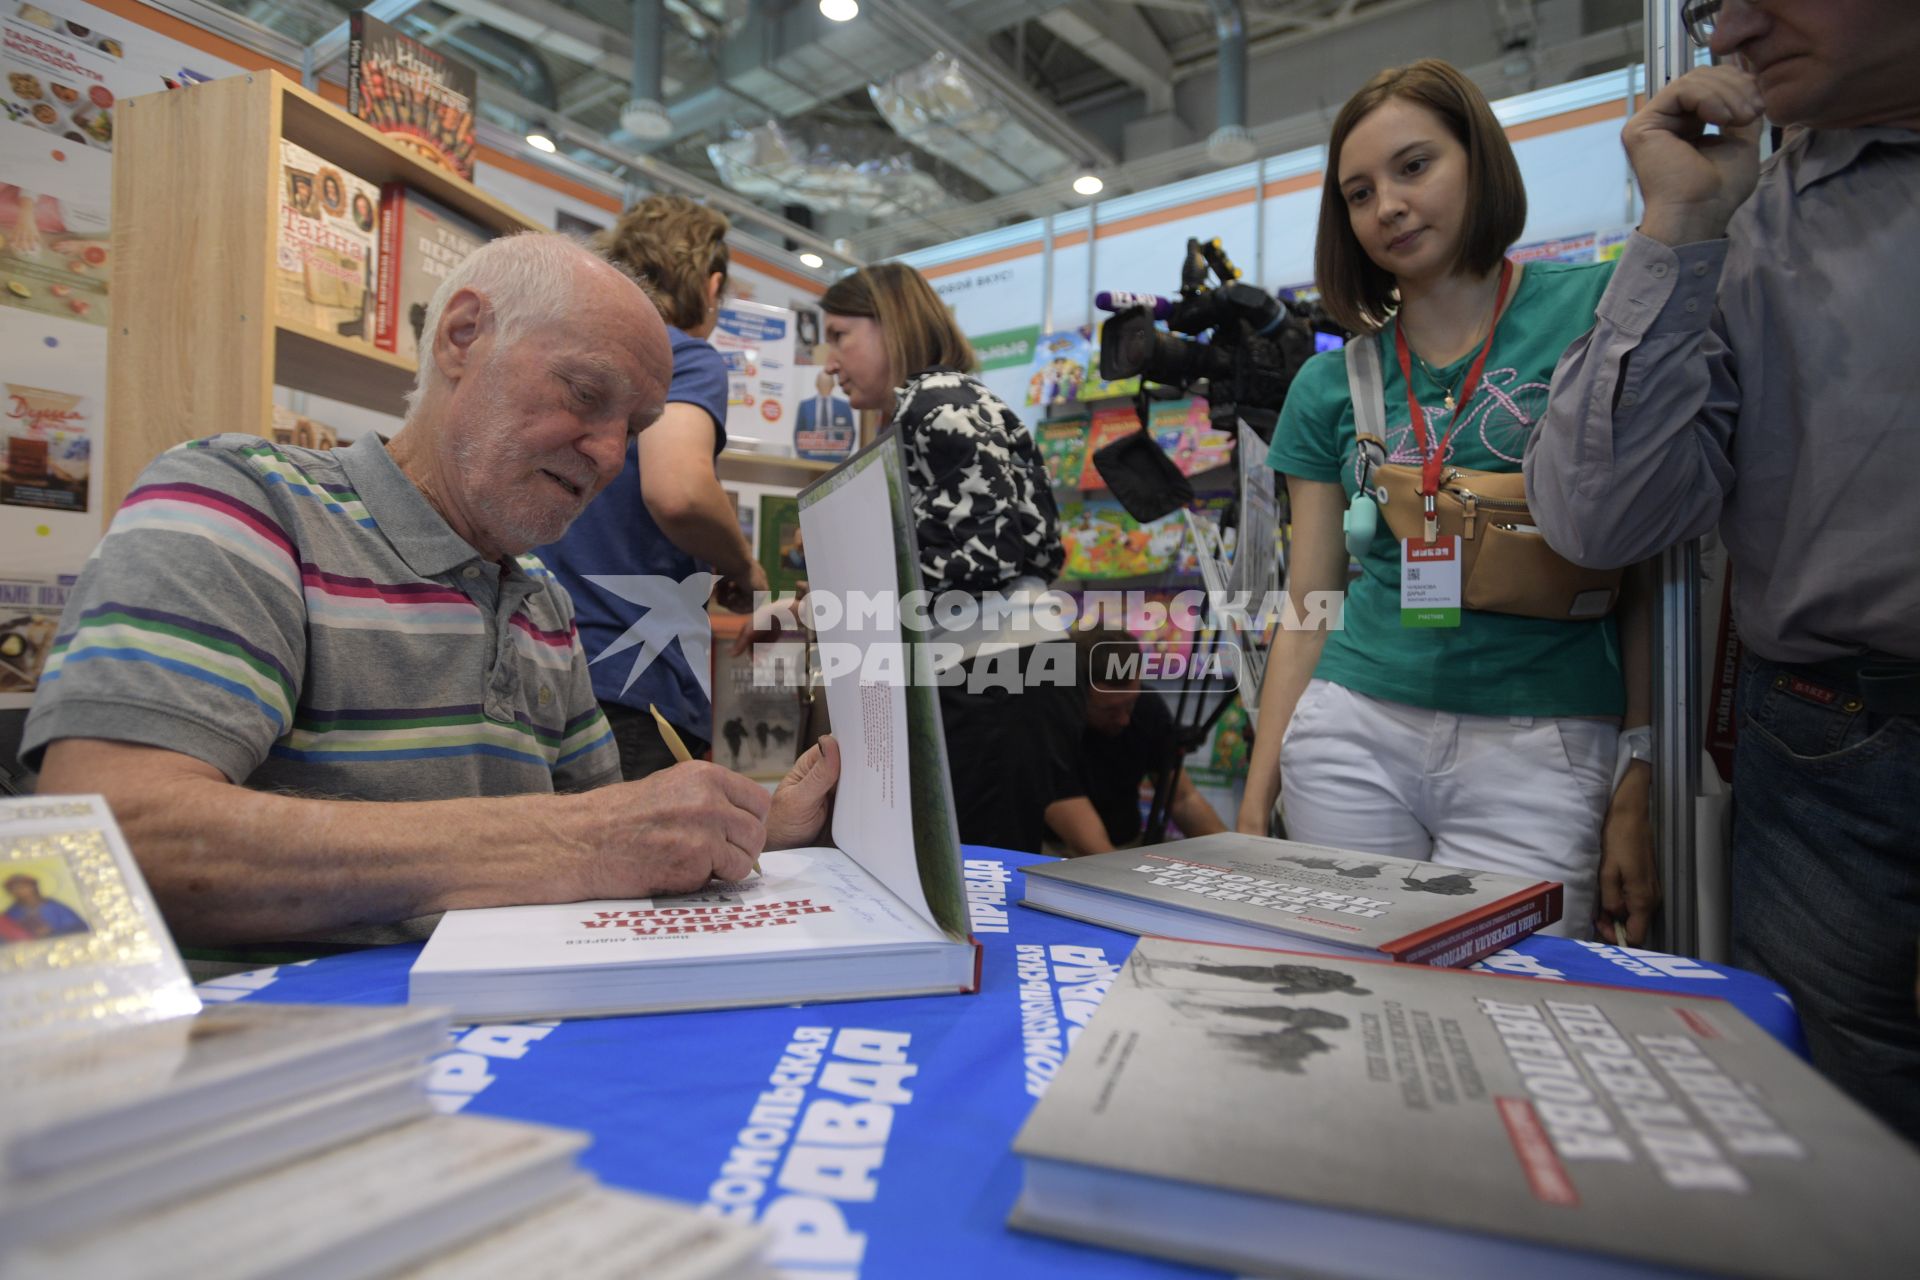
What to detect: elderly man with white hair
<box><xmin>24</xmin><ymin>233</ymin><xmax>838</xmax><ymax>951</ymax></box>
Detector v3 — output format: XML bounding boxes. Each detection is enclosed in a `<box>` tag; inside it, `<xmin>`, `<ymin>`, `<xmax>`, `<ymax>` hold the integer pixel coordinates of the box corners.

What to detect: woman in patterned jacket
<box><xmin>821</xmin><ymin>263</ymin><xmax>1074</xmax><ymax>853</ymax></box>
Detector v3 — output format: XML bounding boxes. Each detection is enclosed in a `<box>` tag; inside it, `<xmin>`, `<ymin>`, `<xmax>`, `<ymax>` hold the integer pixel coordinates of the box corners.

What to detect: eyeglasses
<box><xmin>1681</xmin><ymin>0</ymin><xmax>1758</xmax><ymax>48</ymax></box>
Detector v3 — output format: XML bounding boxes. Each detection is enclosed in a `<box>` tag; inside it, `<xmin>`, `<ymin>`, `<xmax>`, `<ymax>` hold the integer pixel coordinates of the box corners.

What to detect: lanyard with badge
<box><xmin>1391</xmin><ymin>258</ymin><xmax>1512</xmax><ymax>627</ymax></box>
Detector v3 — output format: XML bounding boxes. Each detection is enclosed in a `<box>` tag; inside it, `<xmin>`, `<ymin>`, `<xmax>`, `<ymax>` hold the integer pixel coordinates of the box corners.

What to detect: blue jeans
<box><xmin>1732</xmin><ymin>654</ymin><xmax>1920</xmax><ymax>1143</ymax></box>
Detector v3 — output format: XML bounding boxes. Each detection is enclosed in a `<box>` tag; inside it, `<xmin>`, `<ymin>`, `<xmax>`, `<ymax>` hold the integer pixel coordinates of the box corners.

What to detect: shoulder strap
<box><xmin>1344</xmin><ymin>333</ymin><xmax>1388</xmax><ymax>457</ymax></box>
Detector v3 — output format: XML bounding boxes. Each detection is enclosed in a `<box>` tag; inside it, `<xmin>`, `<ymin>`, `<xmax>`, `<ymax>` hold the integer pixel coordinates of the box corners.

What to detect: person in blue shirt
<box><xmin>3</xmin><ymin>873</ymin><xmax>89</xmax><ymax>939</ymax></box>
<box><xmin>539</xmin><ymin>196</ymin><xmax>765</xmax><ymax>779</ymax></box>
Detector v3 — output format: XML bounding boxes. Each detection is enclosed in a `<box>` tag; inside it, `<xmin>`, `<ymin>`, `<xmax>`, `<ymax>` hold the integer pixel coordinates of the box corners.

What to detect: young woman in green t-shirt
<box><xmin>1237</xmin><ymin>60</ymin><xmax>1659</xmax><ymax>944</ymax></box>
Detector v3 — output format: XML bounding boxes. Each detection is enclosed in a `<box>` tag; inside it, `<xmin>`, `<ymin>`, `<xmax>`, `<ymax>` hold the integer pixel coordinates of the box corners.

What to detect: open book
<box><xmin>411</xmin><ymin>435</ymin><xmax>975</xmax><ymax>1020</ymax></box>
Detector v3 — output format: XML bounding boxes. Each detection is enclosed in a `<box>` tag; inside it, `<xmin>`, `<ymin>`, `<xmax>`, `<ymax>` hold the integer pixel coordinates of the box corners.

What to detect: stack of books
<box><xmin>0</xmin><ymin>798</ymin><xmax>764</xmax><ymax>1279</ymax></box>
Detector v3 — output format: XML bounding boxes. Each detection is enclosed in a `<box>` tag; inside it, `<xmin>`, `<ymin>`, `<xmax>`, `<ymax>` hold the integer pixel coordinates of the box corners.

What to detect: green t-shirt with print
<box><xmin>1266</xmin><ymin>258</ymin><xmax>1623</xmax><ymax>718</ymax></box>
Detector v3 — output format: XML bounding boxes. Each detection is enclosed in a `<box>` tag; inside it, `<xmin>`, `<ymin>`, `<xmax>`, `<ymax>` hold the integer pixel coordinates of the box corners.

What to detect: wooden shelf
<box><xmin>717</xmin><ymin>449</ymin><xmax>836</xmax><ymax>488</ymax></box>
<box><xmin>274</xmin><ymin>321</ymin><xmax>417</xmax><ymax>413</ymax></box>
<box><xmin>105</xmin><ymin>71</ymin><xmax>541</xmax><ymax>520</ymax></box>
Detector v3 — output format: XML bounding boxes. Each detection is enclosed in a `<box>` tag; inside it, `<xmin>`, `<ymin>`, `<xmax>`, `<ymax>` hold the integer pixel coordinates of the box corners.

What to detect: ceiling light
<box><xmin>619</xmin><ymin>98</ymin><xmax>672</xmax><ymax>141</ymax></box>
<box><xmin>819</xmin><ymin>0</ymin><xmax>859</xmax><ymax>21</ymax></box>
<box><xmin>1072</xmin><ymin>174</ymin><xmax>1104</xmax><ymax>197</ymax></box>
<box><xmin>799</xmin><ymin>252</ymin><xmax>825</xmax><ymax>269</ymax></box>
<box><xmin>526</xmin><ymin>130</ymin><xmax>557</xmax><ymax>154</ymax></box>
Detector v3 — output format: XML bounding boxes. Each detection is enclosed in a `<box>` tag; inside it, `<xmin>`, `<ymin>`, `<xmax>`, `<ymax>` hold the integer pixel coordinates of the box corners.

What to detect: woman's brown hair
<box><xmin>599</xmin><ymin>194</ymin><xmax>730</xmax><ymax>331</ymax></box>
<box><xmin>819</xmin><ymin>262</ymin><xmax>976</xmax><ymax>387</ymax></box>
<box><xmin>1314</xmin><ymin>59</ymin><xmax>1527</xmax><ymax>335</ymax></box>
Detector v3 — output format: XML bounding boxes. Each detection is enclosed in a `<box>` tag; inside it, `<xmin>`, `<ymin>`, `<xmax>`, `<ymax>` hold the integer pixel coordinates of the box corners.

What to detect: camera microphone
<box><xmin>1094</xmin><ymin>290</ymin><xmax>1173</xmax><ymax>320</ymax></box>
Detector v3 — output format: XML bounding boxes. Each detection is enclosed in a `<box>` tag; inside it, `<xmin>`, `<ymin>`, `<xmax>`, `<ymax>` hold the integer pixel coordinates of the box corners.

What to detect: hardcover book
<box><xmin>7</xmin><ymin>1114</ymin><xmax>585</xmax><ymax>1279</ymax></box>
<box><xmin>1077</xmin><ymin>403</ymin><xmax>1141</xmax><ymax>491</ymax></box>
<box><xmin>1</xmin><ymin>1002</ymin><xmax>447</xmax><ymax>1178</ymax></box>
<box><xmin>0</xmin><ymin>794</ymin><xmax>198</xmax><ymax>1043</ymax></box>
<box><xmin>756</xmin><ymin>492</ymin><xmax>805</xmax><ymax>597</ymax></box>
<box><xmin>374</xmin><ymin>184</ymin><xmax>489</xmax><ymax>363</ymax></box>
<box><xmin>1035</xmin><ymin>414</ymin><xmax>1088</xmax><ymax>490</ymax></box>
<box><xmin>275</xmin><ymin>140</ymin><xmax>378</xmax><ymax>343</ymax></box>
<box><xmin>412</xmin><ymin>435</ymin><xmax>975</xmax><ymax>1020</ymax></box>
<box><xmin>392</xmin><ymin>1183</ymin><xmax>767</xmax><ymax>1280</ymax></box>
<box><xmin>1011</xmin><ymin>936</ymin><xmax>1920</xmax><ymax>1279</ymax></box>
<box><xmin>0</xmin><ymin>1064</ymin><xmax>430</xmax><ymax>1249</ymax></box>
<box><xmin>347</xmin><ymin>11</ymin><xmax>477</xmax><ymax>181</ymax></box>
<box><xmin>1021</xmin><ymin>833</ymin><xmax>1561</xmax><ymax>967</ymax></box>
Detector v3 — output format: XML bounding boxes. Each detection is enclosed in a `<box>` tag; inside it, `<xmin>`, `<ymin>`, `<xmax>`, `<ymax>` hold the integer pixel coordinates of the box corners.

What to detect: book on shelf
<box><xmin>374</xmin><ymin>184</ymin><xmax>489</xmax><ymax>363</ymax></box>
<box><xmin>7</xmin><ymin>1114</ymin><xmax>587</xmax><ymax>1280</ymax></box>
<box><xmin>390</xmin><ymin>1183</ymin><xmax>767</xmax><ymax>1280</ymax></box>
<box><xmin>1</xmin><ymin>1002</ymin><xmax>447</xmax><ymax>1179</ymax></box>
<box><xmin>1058</xmin><ymin>497</ymin><xmax>1183</xmax><ymax>580</ymax></box>
<box><xmin>756</xmin><ymin>492</ymin><xmax>805</xmax><ymax>598</ymax></box>
<box><xmin>1010</xmin><ymin>935</ymin><xmax>1920</xmax><ymax>1280</ymax></box>
<box><xmin>1035</xmin><ymin>414</ymin><xmax>1088</xmax><ymax>489</ymax></box>
<box><xmin>1025</xmin><ymin>328</ymin><xmax>1089</xmax><ymax>408</ymax></box>
<box><xmin>0</xmin><ymin>794</ymin><xmax>198</xmax><ymax>1043</ymax></box>
<box><xmin>1077</xmin><ymin>403</ymin><xmax>1141</xmax><ymax>491</ymax></box>
<box><xmin>1021</xmin><ymin>833</ymin><xmax>1561</xmax><ymax>967</ymax></box>
<box><xmin>1148</xmin><ymin>396</ymin><xmax>1233</xmax><ymax>475</ymax></box>
<box><xmin>1083</xmin><ymin>317</ymin><xmax>1142</xmax><ymax>400</ymax></box>
<box><xmin>275</xmin><ymin>140</ymin><xmax>378</xmax><ymax>344</ymax></box>
<box><xmin>411</xmin><ymin>433</ymin><xmax>976</xmax><ymax>1021</ymax></box>
<box><xmin>347</xmin><ymin>11</ymin><xmax>478</xmax><ymax>181</ymax></box>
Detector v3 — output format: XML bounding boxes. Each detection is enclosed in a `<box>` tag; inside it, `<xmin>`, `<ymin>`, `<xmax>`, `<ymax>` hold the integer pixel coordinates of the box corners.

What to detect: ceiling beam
<box><xmin>1038</xmin><ymin>1</ymin><xmax>1176</xmax><ymax>114</ymax></box>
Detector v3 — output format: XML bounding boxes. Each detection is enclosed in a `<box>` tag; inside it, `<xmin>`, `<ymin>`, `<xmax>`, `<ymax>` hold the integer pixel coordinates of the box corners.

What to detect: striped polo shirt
<box><xmin>22</xmin><ymin>433</ymin><xmax>619</xmax><ymax>800</ymax></box>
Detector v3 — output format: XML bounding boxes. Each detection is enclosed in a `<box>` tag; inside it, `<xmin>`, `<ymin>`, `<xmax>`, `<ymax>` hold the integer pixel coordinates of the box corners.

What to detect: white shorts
<box><xmin>1278</xmin><ymin>679</ymin><xmax>1617</xmax><ymax>939</ymax></box>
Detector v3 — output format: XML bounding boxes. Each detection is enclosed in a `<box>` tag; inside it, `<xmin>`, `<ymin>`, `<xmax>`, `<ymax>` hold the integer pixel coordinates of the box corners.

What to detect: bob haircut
<box><xmin>1314</xmin><ymin>59</ymin><xmax>1527</xmax><ymax>335</ymax></box>
<box><xmin>819</xmin><ymin>262</ymin><xmax>976</xmax><ymax>388</ymax></box>
<box><xmin>600</xmin><ymin>194</ymin><xmax>730</xmax><ymax>331</ymax></box>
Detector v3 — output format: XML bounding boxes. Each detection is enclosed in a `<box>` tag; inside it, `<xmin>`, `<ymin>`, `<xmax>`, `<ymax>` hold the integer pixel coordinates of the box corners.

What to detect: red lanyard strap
<box><xmin>1392</xmin><ymin>257</ymin><xmax>1514</xmax><ymax>501</ymax></box>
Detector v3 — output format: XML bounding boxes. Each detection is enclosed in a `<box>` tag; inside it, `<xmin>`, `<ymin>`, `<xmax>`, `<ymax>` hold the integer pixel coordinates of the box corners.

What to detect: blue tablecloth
<box><xmin>198</xmin><ymin>849</ymin><xmax>1805</xmax><ymax>1279</ymax></box>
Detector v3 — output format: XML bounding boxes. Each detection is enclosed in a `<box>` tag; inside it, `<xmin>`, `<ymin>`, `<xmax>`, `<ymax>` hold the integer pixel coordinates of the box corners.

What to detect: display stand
<box><xmin>103</xmin><ymin>71</ymin><xmax>540</xmax><ymax>520</ymax></box>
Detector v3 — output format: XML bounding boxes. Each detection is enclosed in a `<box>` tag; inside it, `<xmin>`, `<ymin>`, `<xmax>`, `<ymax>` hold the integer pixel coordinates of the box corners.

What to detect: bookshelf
<box><xmin>104</xmin><ymin>71</ymin><xmax>539</xmax><ymax>521</ymax></box>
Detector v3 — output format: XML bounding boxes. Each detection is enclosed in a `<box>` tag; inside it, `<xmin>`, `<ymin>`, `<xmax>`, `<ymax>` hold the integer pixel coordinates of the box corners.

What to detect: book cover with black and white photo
<box><xmin>1022</xmin><ymin>833</ymin><xmax>1561</xmax><ymax>967</ymax></box>
<box><xmin>1010</xmin><ymin>936</ymin><xmax>1920</xmax><ymax>1279</ymax></box>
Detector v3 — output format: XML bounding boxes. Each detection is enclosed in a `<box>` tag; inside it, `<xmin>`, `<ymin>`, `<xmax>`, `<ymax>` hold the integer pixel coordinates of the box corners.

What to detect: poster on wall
<box><xmin>790</xmin><ymin>368</ymin><xmax>855</xmax><ymax>463</ymax></box>
<box><xmin>0</xmin><ymin>1</ymin><xmax>237</xmax><ymax>591</ymax></box>
<box><xmin>712</xmin><ymin>297</ymin><xmax>797</xmax><ymax>455</ymax></box>
<box><xmin>0</xmin><ymin>570</ymin><xmax>71</xmax><ymax>702</ymax></box>
<box><xmin>0</xmin><ymin>125</ymin><xmax>107</xmax><ymax>327</ymax></box>
<box><xmin>3</xmin><ymin>3</ymin><xmax>122</xmax><ymax>151</ymax></box>
<box><xmin>1</xmin><ymin>374</ymin><xmax>89</xmax><ymax>510</ymax></box>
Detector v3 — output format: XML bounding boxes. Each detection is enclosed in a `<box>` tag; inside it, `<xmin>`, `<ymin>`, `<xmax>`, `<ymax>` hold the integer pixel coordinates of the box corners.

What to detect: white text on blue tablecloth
<box><xmin>964</xmin><ymin>858</ymin><xmax>1010</xmax><ymax>934</ymax></box>
<box><xmin>702</xmin><ymin>1025</ymin><xmax>921</xmax><ymax>1275</ymax></box>
<box><xmin>1016</xmin><ymin>943</ymin><xmax>1120</xmax><ymax>1098</ymax></box>
<box><xmin>425</xmin><ymin>1021</ymin><xmax>562</xmax><ymax>1113</ymax></box>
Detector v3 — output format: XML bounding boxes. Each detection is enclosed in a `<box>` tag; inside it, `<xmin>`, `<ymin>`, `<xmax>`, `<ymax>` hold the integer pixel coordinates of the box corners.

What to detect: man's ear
<box><xmin>432</xmin><ymin>287</ymin><xmax>490</xmax><ymax>387</ymax></box>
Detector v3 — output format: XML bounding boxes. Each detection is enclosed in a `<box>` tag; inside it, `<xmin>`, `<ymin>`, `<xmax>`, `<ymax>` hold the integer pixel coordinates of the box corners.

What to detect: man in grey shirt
<box><xmin>27</xmin><ymin>234</ymin><xmax>838</xmax><ymax>950</ymax></box>
<box><xmin>1525</xmin><ymin>3</ymin><xmax>1920</xmax><ymax>1140</ymax></box>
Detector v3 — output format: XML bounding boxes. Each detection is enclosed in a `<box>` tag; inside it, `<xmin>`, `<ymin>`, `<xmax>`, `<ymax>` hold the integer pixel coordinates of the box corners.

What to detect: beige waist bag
<box><xmin>1347</xmin><ymin>335</ymin><xmax>1620</xmax><ymax>622</ymax></box>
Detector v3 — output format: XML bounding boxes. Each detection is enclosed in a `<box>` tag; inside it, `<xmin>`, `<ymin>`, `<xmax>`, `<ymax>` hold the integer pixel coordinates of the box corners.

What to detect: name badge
<box><xmin>1401</xmin><ymin>537</ymin><xmax>1461</xmax><ymax>628</ymax></box>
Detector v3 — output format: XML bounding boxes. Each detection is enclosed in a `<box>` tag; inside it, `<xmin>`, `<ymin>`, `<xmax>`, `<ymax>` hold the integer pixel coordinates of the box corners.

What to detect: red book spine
<box><xmin>1392</xmin><ymin>886</ymin><xmax>1564</xmax><ymax>968</ymax></box>
<box><xmin>374</xmin><ymin>184</ymin><xmax>405</xmax><ymax>353</ymax></box>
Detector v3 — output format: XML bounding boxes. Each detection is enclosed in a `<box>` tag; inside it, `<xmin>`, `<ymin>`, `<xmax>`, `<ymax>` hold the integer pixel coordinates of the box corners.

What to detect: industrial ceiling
<box><xmin>206</xmin><ymin>0</ymin><xmax>1643</xmax><ymax>263</ymax></box>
